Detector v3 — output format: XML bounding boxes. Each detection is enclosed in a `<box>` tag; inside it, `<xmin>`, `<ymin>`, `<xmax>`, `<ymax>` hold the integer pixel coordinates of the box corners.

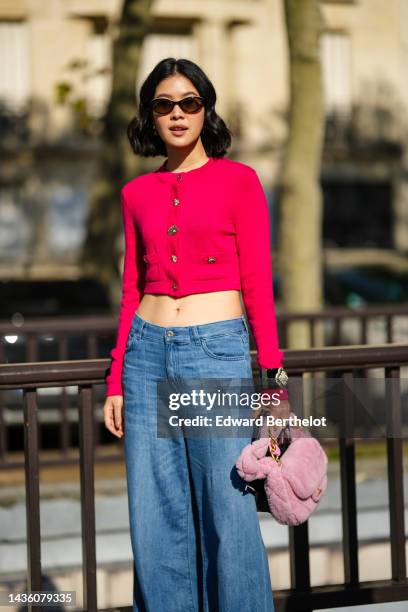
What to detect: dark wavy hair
<box><xmin>127</xmin><ymin>57</ymin><xmax>232</xmax><ymax>158</ymax></box>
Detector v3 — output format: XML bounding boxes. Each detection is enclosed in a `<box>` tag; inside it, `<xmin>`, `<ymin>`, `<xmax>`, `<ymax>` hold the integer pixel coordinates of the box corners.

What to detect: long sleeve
<box><xmin>105</xmin><ymin>188</ymin><xmax>145</xmax><ymax>396</ymax></box>
<box><xmin>234</xmin><ymin>168</ymin><xmax>284</xmax><ymax>369</ymax></box>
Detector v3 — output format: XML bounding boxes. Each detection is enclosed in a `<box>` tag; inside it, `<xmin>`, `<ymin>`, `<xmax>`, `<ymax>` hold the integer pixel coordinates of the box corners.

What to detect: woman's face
<box><xmin>151</xmin><ymin>74</ymin><xmax>205</xmax><ymax>150</ymax></box>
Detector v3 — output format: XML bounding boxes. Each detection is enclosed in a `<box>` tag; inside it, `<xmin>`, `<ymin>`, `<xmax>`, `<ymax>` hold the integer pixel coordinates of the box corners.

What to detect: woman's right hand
<box><xmin>103</xmin><ymin>395</ymin><xmax>124</xmax><ymax>439</ymax></box>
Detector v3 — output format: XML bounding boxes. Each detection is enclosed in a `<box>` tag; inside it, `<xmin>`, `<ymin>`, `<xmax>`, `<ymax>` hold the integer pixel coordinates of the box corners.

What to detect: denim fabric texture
<box><xmin>123</xmin><ymin>312</ymin><xmax>275</xmax><ymax>612</ymax></box>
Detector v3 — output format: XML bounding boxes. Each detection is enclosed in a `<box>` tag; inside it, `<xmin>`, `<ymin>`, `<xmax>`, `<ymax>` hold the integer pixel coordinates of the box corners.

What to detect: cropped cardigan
<box><xmin>105</xmin><ymin>156</ymin><xmax>284</xmax><ymax>397</ymax></box>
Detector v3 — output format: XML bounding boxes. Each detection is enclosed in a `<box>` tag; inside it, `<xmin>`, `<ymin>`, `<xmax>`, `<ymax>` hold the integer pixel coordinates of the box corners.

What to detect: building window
<box><xmin>320</xmin><ymin>31</ymin><xmax>352</xmax><ymax>115</ymax></box>
<box><xmin>0</xmin><ymin>20</ymin><xmax>30</xmax><ymax>112</ymax></box>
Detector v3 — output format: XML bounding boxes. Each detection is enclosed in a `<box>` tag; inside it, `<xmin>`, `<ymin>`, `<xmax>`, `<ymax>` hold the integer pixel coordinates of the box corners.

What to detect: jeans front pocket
<box><xmin>200</xmin><ymin>332</ymin><xmax>247</xmax><ymax>361</ymax></box>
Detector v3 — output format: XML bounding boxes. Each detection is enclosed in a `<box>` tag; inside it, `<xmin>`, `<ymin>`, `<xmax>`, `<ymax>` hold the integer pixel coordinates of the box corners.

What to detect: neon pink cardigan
<box><xmin>105</xmin><ymin>156</ymin><xmax>284</xmax><ymax>397</ymax></box>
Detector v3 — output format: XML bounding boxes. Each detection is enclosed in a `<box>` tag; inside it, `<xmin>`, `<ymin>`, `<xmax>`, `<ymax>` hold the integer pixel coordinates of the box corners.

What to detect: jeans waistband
<box><xmin>131</xmin><ymin>312</ymin><xmax>249</xmax><ymax>342</ymax></box>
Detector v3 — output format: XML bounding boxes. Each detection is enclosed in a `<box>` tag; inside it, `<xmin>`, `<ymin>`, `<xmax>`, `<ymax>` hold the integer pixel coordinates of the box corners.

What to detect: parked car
<box><xmin>273</xmin><ymin>266</ymin><xmax>408</xmax><ymax>306</ymax></box>
<box><xmin>0</xmin><ymin>278</ymin><xmax>111</xmax><ymax>318</ymax></box>
<box><xmin>0</xmin><ymin>277</ymin><xmax>113</xmax><ymax>363</ymax></box>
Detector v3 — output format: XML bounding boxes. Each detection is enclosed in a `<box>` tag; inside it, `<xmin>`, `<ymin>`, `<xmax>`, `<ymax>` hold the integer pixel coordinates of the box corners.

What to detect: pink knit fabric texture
<box><xmin>105</xmin><ymin>156</ymin><xmax>284</xmax><ymax>396</ymax></box>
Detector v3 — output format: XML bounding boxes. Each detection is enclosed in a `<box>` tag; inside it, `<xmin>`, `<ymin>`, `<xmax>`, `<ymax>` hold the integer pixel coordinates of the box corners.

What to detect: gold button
<box><xmin>167</xmin><ymin>225</ymin><xmax>178</xmax><ymax>235</ymax></box>
<box><xmin>207</xmin><ymin>256</ymin><xmax>217</xmax><ymax>263</ymax></box>
<box><xmin>173</xmin><ymin>198</ymin><xmax>180</xmax><ymax>206</ymax></box>
<box><xmin>172</xmin><ymin>282</ymin><xmax>177</xmax><ymax>290</ymax></box>
<box><xmin>171</xmin><ymin>255</ymin><xmax>177</xmax><ymax>262</ymax></box>
<box><xmin>166</xmin><ymin>330</ymin><xmax>174</xmax><ymax>337</ymax></box>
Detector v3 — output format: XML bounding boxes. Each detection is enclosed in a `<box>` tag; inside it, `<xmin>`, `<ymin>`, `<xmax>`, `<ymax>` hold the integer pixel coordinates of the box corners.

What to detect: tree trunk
<box><xmin>278</xmin><ymin>0</ymin><xmax>326</xmax><ymax>350</ymax></box>
<box><xmin>79</xmin><ymin>0</ymin><xmax>153</xmax><ymax>307</ymax></box>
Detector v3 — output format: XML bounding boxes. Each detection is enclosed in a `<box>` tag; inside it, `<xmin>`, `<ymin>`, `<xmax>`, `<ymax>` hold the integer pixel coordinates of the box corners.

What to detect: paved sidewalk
<box><xmin>1</xmin><ymin>456</ymin><xmax>408</xmax><ymax>576</ymax></box>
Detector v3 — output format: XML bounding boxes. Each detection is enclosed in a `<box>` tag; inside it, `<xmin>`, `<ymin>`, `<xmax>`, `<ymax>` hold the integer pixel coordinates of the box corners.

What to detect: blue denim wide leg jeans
<box><xmin>123</xmin><ymin>312</ymin><xmax>275</xmax><ymax>612</ymax></box>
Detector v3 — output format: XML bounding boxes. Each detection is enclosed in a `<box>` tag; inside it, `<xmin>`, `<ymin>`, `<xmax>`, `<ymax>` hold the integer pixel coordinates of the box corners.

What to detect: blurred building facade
<box><xmin>1</xmin><ymin>0</ymin><xmax>408</xmax><ymax>280</ymax></box>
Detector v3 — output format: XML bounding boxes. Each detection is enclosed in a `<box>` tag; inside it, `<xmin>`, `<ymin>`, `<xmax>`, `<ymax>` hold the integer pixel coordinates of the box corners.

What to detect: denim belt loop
<box><xmin>190</xmin><ymin>325</ymin><xmax>202</xmax><ymax>347</ymax></box>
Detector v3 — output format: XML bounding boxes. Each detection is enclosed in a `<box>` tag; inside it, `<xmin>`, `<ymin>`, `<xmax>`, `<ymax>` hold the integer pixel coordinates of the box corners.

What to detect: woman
<box><xmin>103</xmin><ymin>57</ymin><xmax>288</xmax><ymax>612</ymax></box>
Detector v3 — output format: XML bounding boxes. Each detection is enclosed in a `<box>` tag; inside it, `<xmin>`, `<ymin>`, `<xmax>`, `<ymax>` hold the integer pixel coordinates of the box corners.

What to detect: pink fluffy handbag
<box><xmin>235</xmin><ymin>412</ymin><xmax>328</xmax><ymax>526</ymax></box>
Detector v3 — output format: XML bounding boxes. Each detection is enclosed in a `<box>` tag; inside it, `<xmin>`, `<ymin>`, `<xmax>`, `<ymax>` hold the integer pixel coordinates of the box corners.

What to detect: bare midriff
<box><xmin>136</xmin><ymin>290</ymin><xmax>244</xmax><ymax>327</ymax></box>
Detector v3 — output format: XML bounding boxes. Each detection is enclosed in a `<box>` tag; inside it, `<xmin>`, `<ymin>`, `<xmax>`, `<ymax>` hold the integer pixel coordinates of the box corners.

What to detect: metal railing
<box><xmin>0</xmin><ymin>343</ymin><xmax>407</xmax><ymax>611</ymax></box>
<box><xmin>1</xmin><ymin>304</ymin><xmax>408</xmax><ymax>468</ymax></box>
<box><xmin>278</xmin><ymin>303</ymin><xmax>408</xmax><ymax>347</ymax></box>
<box><xmin>1</xmin><ymin>303</ymin><xmax>408</xmax><ymax>362</ymax></box>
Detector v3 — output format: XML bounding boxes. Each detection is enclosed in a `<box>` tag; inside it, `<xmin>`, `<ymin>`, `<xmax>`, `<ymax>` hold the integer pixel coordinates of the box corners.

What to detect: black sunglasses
<box><xmin>150</xmin><ymin>96</ymin><xmax>205</xmax><ymax>115</ymax></box>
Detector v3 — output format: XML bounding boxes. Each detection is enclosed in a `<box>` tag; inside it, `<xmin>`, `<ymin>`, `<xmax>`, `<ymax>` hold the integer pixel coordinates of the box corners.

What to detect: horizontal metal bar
<box><xmin>272</xmin><ymin>578</ymin><xmax>408</xmax><ymax>610</ymax></box>
<box><xmin>2</xmin><ymin>343</ymin><xmax>408</xmax><ymax>389</ymax></box>
<box><xmin>1</xmin><ymin>304</ymin><xmax>408</xmax><ymax>334</ymax></box>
